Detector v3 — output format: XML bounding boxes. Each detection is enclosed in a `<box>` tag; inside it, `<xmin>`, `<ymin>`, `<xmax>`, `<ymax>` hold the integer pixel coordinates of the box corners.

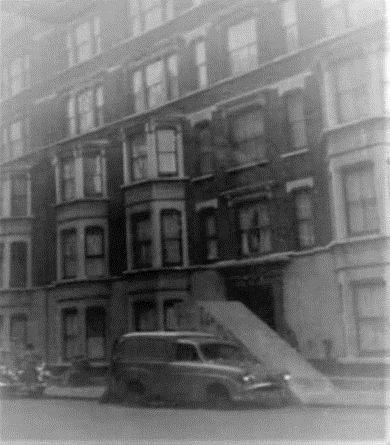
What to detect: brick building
<box><xmin>0</xmin><ymin>0</ymin><xmax>388</xmax><ymax>366</ymax></box>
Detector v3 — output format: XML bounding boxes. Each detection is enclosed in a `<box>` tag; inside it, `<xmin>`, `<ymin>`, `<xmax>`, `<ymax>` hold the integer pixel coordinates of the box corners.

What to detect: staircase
<box><xmin>177</xmin><ymin>301</ymin><xmax>339</xmax><ymax>404</ymax></box>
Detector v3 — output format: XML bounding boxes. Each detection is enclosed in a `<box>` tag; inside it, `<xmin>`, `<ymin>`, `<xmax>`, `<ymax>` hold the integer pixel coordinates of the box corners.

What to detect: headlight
<box><xmin>283</xmin><ymin>373</ymin><xmax>291</xmax><ymax>381</ymax></box>
<box><xmin>242</xmin><ymin>374</ymin><xmax>256</xmax><ymax>383</ymax></box>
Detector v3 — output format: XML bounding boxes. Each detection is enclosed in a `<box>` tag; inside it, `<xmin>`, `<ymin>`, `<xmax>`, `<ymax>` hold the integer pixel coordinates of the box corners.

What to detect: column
<box><xmin>26</xmin><ymin>171</ymin><xmax>32</xmax><ymax>217</ymax></box>
<box><xmin>121</xmin><ymin>128</ymin><xmax>129</xmax><ymax>185</ymax></box>
<box><xmin>75</xmin><ymin>144</ymin><xmax>84</xmax><ymax>199</ymax></box>
<box><xmin>51</xmin><ymin>154</ymin><xmax>61</xmax><ymax>204</ymax></box>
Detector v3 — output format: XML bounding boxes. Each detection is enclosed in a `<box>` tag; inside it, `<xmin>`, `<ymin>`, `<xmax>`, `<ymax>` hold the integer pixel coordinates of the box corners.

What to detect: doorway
<box><xmin>227</xmin><ymin>281</ymin><xmax>276</xmax><ymax>330</ymax></box>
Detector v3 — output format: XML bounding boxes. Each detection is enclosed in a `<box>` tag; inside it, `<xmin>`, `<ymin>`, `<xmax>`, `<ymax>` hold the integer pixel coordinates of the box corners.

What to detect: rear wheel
<box><xmin>206</xmin><ymin>385</ymin><xmax>233</xmax><ymax>410</ymax></box>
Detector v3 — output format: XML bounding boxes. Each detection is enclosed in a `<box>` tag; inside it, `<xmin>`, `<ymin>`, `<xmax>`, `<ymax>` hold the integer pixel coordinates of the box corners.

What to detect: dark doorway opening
<box><xmin>227</xmin><ymin>282</ymin><xmax>276</xmax><ymax>330</ymax></box>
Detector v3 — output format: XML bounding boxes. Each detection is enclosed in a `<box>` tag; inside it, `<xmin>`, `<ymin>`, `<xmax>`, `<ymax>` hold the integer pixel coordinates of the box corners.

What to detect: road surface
<box><xmin>0</xmin><ymin>399</ymin><xmax>388</xmax><ymax>443</ymax></box>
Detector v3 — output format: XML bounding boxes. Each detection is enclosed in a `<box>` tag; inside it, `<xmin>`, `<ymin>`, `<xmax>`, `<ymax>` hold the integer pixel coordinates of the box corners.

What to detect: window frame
<box><xmin>61</xmin><ymin>157</ymin><xmax>76</xmax><ymax>202</ymax></box>
<box><xmin>128</xmin><ymin>0</ymin><xmax>174</xmax><ymax>37</ymax></box>
<box><xmin>353</xmin><ymin>280</ymin><xmax>389</xmax><ymax>356</ymax></box>
<box><xmin>155</xmin><ymin>127</ymin><xmax>178</xmax><ymax>177</ymax></box>
<box><xmin>9</xmin><ymin>241</ymin><xmax>28</xmax><ymax>288</ymax></box>
<box><xmin>61</xmin><ymin>228</ymin><xmax>78</xmax><ymax>280</ymax></box>
<box><xmin>197</xmin><ymin>122</ymin><xmax>213</xmax><ymax>176</ymax></box>
<box><xmin>10</xmin><ymin>313</ymin><xmax>28</xmax><ymax>348</ymax></box>
<box><xmin>66</xmin><ymin>16</ymin><xmax>101</xmax><ymax>67</ymax></box>
<box><xmin>343</xmin><ymin>164</ymin><xmax>379</xmax><ymax>237</ymax></box>
<box><xmin>194</xmin><ymin>39</ymin><xmax>208</xmax><ymax>89</ymax></box>
<box><xmin>160</xmin><ymin>209</ymin><xmax>183</xmax><ymax>267</ymax></box>
<box><xmin>0</xmin><ymin>242</ymin><xmax>4</xmax><ymax>289</ymax></box>
<box><xmin>199</xmin><ymin>208</ymin><xmax>218</xmax><ymax>263</ymax></box>
<box><xmin>10</xmin><ymin>174</ymin><xmax>28</xmax><ymax>217</ymax></box>
<box><xmin>281</xmin><ymin>0</ymin><xmax>299</xmax><ymax>53</ymax></box>
<box><xmin>294</xmin><ymin>188</ymin><xmax>316</xmax><ymax>249</ymax></box>
<box><xmin>285</xmin><ymin>91</ymin><xmax>308</xmax><ymax>151</ymax></box>
<box><xmin>3</xmin><ymin>55</ymin><xmax>30</xmax><ymax>98</ymax></box>
<box><xmin>83</xmin><ymin>152</ymin><xmax>103</xmax><ymax>197</ymax></box>
<box><xmin>227</xmin><ymin>18</ymin><xmax>258</xmax><ymax>76</ymax></box>
<box><xmin>129</xmin><ymin>132</ymin><xmax>148</xmax><ymax>182</ymax></box>
<box><xmin>85</xmin><ymin>306</ymin><xmax>107</xmax><ymax>359</ymax></box>
<box><xmin>238</xmin><ymin>201</ymin><xmax>272</xmax><ymax>257</ymax></box>
<box><xmin>84</xmin><ymin>226</ymin><xmax>106</xmax><ymax>278</ymax></box>
<box><xmin>62</xmin><ymin>307</ymin><xmax>80</xmax><ymax>361</ymax></box>
<box><xmin>132</xmin><ymin>212</ymin><xmax>153</xmax><ymax>269</ymax></box>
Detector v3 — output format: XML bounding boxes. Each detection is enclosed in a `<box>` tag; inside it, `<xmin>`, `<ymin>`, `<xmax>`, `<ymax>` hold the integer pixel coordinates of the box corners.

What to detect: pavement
<box><xmin>43</xmin><ymin>381</ymin><xmax>390</xmax><ymax>408</ymax></box>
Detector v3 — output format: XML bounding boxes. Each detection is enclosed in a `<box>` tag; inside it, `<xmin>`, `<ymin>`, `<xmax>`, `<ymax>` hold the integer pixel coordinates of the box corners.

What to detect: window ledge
<box><xmin>53</xmin><ymin>197</ymin><xmax>109</xmax><ymax>208</ymax></box>
<box><xmin>0</xmin><ymin>286</ymin><xmax>33</xmax><ymax>292</ymax></box>
<box><xmin>226</xmin><ymin>159</ymin><xmax>269</xmax><ymax>173</ymax></box>
<box><xmin>337</xmin><ymin>356</ymin><xmax>390</xmax><ymax>364</ymax></box>
<box><xmin>191</xmin><ymin>174</ymin><xmax>214</xmax><ymax>182</ymax></box>
<box><xmin>121</xmin><ymin>177</ymin><xmax>189</xmax><ymax>189</ymax></box>
<box><xmin>280</xmin><ymin>148</ymin><xmax>309</xmax><ymax>159</ymax></box>
<box><xmin>0</xmin><ymin>215</ymin><xmax>35</xmax><ymax>221</ymax></box>
<box><xmin>333</xmin><ymin>233</ymin><xmax>385</xmax><ymax>247</ymax></box>
<box><xmin>124</xmin><ymin>266</ymin><xmax>187</xmax><ymax>275</ymax></box>
<box><xmin>321</xmin><ymin>115</ymin><xmax>385</xmax><ymax>139</ymax></box>
<box><xmin>54</xmin><ymin>276</ymin><xmax>109</xmax><ymax>286</ymax></box>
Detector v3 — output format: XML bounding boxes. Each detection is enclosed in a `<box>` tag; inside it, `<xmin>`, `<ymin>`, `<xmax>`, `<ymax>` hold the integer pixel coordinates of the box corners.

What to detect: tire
<box><xmin>206</xmin><ymin>385</ymin><xmax>233</xmax><ymax>410</ymax></box>
<box><xmin>123</xmin><ymin>380</ymin><xmax>147</xmax><ymax>407</ymax></box>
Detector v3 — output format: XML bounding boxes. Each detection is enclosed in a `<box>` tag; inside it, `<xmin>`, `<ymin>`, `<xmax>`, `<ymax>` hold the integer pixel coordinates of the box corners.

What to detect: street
<box><xmin>0</xmin><ymin>399</ymin><xmax>388</xmax><ymax>443</ymax></box>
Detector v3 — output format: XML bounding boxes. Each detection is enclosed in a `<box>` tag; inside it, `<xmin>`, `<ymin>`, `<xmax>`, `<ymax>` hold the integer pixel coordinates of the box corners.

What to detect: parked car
<box><xmin>102</xmin><ymin>331</ymin><xmax>294</xmax><ymax>408</ymax></box>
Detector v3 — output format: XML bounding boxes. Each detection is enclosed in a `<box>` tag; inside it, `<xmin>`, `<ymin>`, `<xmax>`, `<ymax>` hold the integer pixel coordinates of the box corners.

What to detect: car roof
<box><xmin>120</xmin><ymin>331</ymin><xmax>215</xmax><ymax>340</ymax></box>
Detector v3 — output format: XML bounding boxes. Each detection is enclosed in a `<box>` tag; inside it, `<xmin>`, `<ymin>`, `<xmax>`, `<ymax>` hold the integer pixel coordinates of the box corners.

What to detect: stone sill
<box><xmin>337</xmin><ymin>357</ymin><xmax>390</xmax><ymax>365</ymax></box>
<box><xmin>280</xmin><ymin>148</ymin><xmax>309</xmax><ymax>159</ymax></box>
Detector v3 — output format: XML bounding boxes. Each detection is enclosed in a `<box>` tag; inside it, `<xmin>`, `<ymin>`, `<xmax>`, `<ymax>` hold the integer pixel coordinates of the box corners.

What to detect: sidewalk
<box><xmin>43</xmin><ymin>384</ymin><xmax>389</xmax><ymax>408</ymax></box>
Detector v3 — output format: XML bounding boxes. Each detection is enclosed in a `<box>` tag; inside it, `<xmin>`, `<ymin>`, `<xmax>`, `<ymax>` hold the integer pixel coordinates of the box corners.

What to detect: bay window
<box><xmin>62</xmin><ymin>229</ymin><xmax>77</xmax><ymax>279</ymax></box>
<box><xmin>354</xmin><ymin>281</ymin><xmax>389</xmax><ymax>355</ymax></box>
<box><xmin>295</xmin><ymin>190</ymin><xmax>315</xmax><ymax>248</ymax></box>
<box><xmin>232</xmin><ymin>108</ymin><xmax>266</xmax><ymax>164</ymax></box>
<box><xmin>10</xmin><ymin>174</ymin><xmax>28</xmax><ymax>217</ymax></box>
<box><xmin>239</xmin><ymin>202</ymin><xmax>271</xmax><ymax>257</ymax></box>
<box><xmin>9</xmin><ymin>241</ymin><xmax>27</xmax><ymax>288</ymax></box>
<box><xmin>132</xmin><ymin>213</ymin><xmax>152</xmax><ymax>269</ymax></box>
<box><xmin>84</xmin><ymin>153</ymin><xmax>103</xmax><ymax>197</ymax></box>
<box><xmin>228</xmin><ymin>18</ymin><xmax>258</xmax><ymax>75</ymax></box>
<box><xmin>61</xmin><ymin>157</ymin><xmax>76</xmax><ymax>202</ymax></box>
<box><xmin>132</xmin><ymin>53</ymin><xmax>178</xmax><ymax>112</ymax></box>
<box><xmin>344</xmin><ymin>165</ymin><xmax>379</xmax><ymax>236</ymax></box>
<box><xmin>156</xmin><ymin>128</ymin><xmax>178</xmax><ymax>176</ymax></box>
<box><xmin>130</xmin><ymin>133</ymin><xmax>148</xmax><ymax>181</ymax></box>
<box><xmin>67</xmin><ymin>17</ymin><xmax>101</xmax><ymax>66</ymax></box>
<box><xmin>161</xmin><ymin>209</ymin><xmax>182</xmax><ymax>266</ymax></box>
<box><xmin>85</xmin><ymin>226</ymin><xmax>105</xmax><ymax>278</ymax></box>
<box><xmin>334</xmin><ymin>57</ymin><xmax>369</xmax><ymax>123</ymax></box>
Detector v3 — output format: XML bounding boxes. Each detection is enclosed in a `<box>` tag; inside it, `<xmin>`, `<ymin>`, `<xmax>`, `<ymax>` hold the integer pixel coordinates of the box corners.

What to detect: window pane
<box><xmin>133</xmin><ymin>70</ymin><xmax>145</xmax><ymax>112</ymax></box>
<box><xmin>62</xmin><ymin>230</ymin><xmax>77</xmax><ymax>278</ymax></box>
<box><xmin>157</xmin><ymin>130</ymin><xmax>177</xmax><ymax>174</ymax></box>
<box><xmin>84</xmin><ymin>155</ymin><xmax>103</xmax><ymax>196</ymax></box>
<box><xmin>10</xmin><ymin>314</ymin><xmax>27</xmax><ymax>346</ymax></box>
<box><xmin>147</xmin><ymin>61</ymin><xmax>164</xmax><ymax>86</ymax></box>
<box><xmin>195</xmin><ymin>41</ymin><xmax>206</xmax><ymax>64</ymax></box>
<box><xmin>144</xmin><ymin>6</ymin><xmax>162</xmax><ymax>30</ymax></box>
<box><xmin>10</xmin><ymin>242</ymin><xmax>27</xmax><ymax>288</ymax></box>
<box><xmin>282</xmin><ymin>0</ymin><xmax>297</xmax><ymax>25</ymax></box>
<box><xmin>359</xmin><ymin>320</ymin><xmax>389</xmax><ymax>352</ymax></box>
<box><xmin>86</xmin><ymin>228</ymin><xmax>104</xmax><ymax>256</ymax></box>
<box><xmin>131</xmin><ymin>133</ymin><xmax>148</xmax><ymax>180</ymax></box>
<box><xmin>228</xmin><ymin>19</ymin><xmax>257</xmax><ymax>51</ymax></box>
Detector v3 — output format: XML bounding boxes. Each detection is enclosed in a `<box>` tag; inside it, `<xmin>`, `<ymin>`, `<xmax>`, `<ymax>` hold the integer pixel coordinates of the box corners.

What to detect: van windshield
<box><xmin>199</xmin><ymin>343</ymin><xmax>252</xmax><ymax>362</ymax></box>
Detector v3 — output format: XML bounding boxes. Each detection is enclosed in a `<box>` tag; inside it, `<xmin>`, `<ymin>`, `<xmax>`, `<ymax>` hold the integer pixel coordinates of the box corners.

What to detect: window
<box><xmin>335</xmin><ymin>57</ymin><xmax>368</xmax><ymax>123</ymax></box>
<box><xmin>239</xmin><ymin>202</ymin><xmax>271</xmax><ymax>256</ymax></box>
<box><xmin>2</xmin><ymin>119</ymin><xmax>30</xmax><ymax>161</ymax></box>
<box><xmin>0</xmin><ymin>181</ymin><xmax>4</xmax><ymax>217</ymax></box>
<box><xmin>175</xmin><ymin>343</ymin><xmax>200</xmax><ymax>361</ymax></box>
<box><xmin>200</xmin><ymin>209</ymin><xmax>218</xmax><ymax>262</ymax></box>
<box><xmin>10</xmin><ymin>175</ymin><xmax>28</xmax><ymax>217</ymax></box>
<box><xmin>195</xmin><ymin>40</ymin><xmax>207</xmax><ymax>89</ymax></box>
<box><xmin>354</xmin><ymin>282</ymin><xmax>389</xmax><ymax>355</ymax></box>
<box><xmin>156</xmin><ymin>128</ymin><xmax>178</xmax><ymax>176</ymax></box>
<box><xmin>9</xmin><ymin>242</ymin><xmax>27</xmax><ymax>288</ymax></box>
<box><xmin>75</xmin><ymin>86</ymin><xmax>104</xmax><ymax>134</ymax></box>
<box><xmin>62</xmin><ymin>308</ymin><xmax>80</xmax><ymax>361</ymax></box>
<box><xmin>232</xmin><ymin>108</ymin><xmax>266</xmax><ymax>164</ymax></box>
<box><xmin>344</xmin><ymin>165</ymin><xmax>379</xmax><ymax>236</ymax></box>
<box><xmin>10</xmin><ymin>314</ymin><xmax>28</xmax><ymax>348</ymax></box>
<box><xmin>67</xmin><ymin>97</ymin><xmax>77</xmax><ymax>136</ymax></box>
<box><xmin>295</xmin><ymin>190</ymin><xmax>315</xmax><ymax>248</ymax></box>
<box><xmin>164</xmin><ymin>299</ymin><xmax>183</xmax><ymax>330</ymax></box>
<box><xmin>86</xmin><ymin>306</ymin><xmax>106</xmax><ymax>359</ymax></box>
<box><xmin>161</xmin><ymin>209</ymin><xmax>182</xmax><ymax>266</ymax></box>
<box><xmin>128</xmin><ymin>0</ymin><xmax>174</xmax><ymax>36</ymax></box>
<box><xmin>323</xmin><ymin>0</ymin><xmax>383</xmax><ymax>36</ymax></box>
<box><xmin>228</xmin><ymin>18</ymin><xmax>258</xmax><ymax>75</ymax></box>
<box><xmin>286</xmin><ymin>92</ymin><xmax>307</xmax><ymax>150</ymax></box>
<box><xmin>2</xmin><ymin>55</ymin><xmax>30</xmax><ymax>98</ymax></box>
<box><xmin>132</xmin><ymin>213</ymin><xmax>152</xmax><ymax>269</ymax></box>
<box><xmin>381</xmin><ymin>50</ymin><xmax>390</xmax><ymax>114</ymax></box>
<box><xmin>0</xmin><ymin>243</ymin><xmax>4</xmax><ymax>288</ymax></box>
<box><xmin>198</xmin><ymin>124</ymin><xmax>213</xmax><ymax>176</ymax></box>
<box><xmin>84</xmin><ymin>153</ymin><xmax>103</xmax><ymax>197</ymax></box>
<box><xmin>85</xmin><ymin>227</ymin><xmax>105</xmax><ymax>278</ymax></box>
<box><xmin>133</xmin><ymin>54</ymin><xmax>178</xmax><ymax>112</ymax></box>
<box><xmin>62</xmin><ymin>229</ymin><xmax>77</xmax><ymax>279</ymax></box>
<box><xmin>61</xmin><ymin>157</ymin><xmax>76</xmax><ymax>202</ymax></box>
<box><xmin>130</xmin><ymin>133</ymin><xmax>148</xmax><ymax>181</ymax></box>
<box><xmin>282</xmin><ymin>0</ymin><xmax>299</xmax><ymax>53</ymax></box>
<box><xmin>67</xmin><ymin>17</ymin><xmax>101</xmax><ymax>66</ymax></box>
<box><xmin>323</xmin><ymin>0</ymin><xmax>347</xmax><ymax>35</ymax></box>
<box><xmin>133</xmin><ymin>300</ymin><xmax>157</xmax><ymax>331</ymax></box>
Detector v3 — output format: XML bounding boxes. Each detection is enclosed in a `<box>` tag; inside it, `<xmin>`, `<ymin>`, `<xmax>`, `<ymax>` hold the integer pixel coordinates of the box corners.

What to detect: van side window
<box><xmin>175</xmin><ymin>343</ymin><xmax>200</xmax><ymax>362</ymax></box>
